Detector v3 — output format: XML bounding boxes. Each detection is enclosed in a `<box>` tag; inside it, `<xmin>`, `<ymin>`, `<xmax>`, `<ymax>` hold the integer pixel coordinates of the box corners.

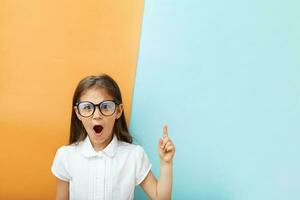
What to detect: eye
<box><xmin>102</xmin><ymin>103</ymin><xmax>110</xmax><ymax>110</ymax></box>
<box><xmin>80</xmin><ymin>103</ymin><xmax>93</xmax><ymax>110</ymax></box>
<box><xmin>101</xmin><ymin>102</ymin><xmax>114</xmax><ymax>110</ymax></box>
<box><xmin>83</xmin><ymin>105</ymin><xmax>91</xmax><ymax>110</ymax></box>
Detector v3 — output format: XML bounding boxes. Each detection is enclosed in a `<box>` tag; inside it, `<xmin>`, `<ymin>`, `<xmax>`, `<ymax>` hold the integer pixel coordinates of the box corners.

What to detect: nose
<box><xmin>93</xmin><ymin>106</ymin><xmax>103</xmax><ymax>119</ymax></box>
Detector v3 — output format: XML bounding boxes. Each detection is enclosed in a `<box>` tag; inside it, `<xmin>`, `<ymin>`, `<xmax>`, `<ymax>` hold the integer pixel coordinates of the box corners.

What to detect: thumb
<box><xmin>159</xmin><ymin>138</ymin><xmax>163</xmax><ymax>146</ymax></box>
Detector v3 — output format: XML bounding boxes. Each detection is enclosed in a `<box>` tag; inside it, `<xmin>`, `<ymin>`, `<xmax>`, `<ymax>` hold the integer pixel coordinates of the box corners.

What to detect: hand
<box><xmin>158</xmin><ymin>125</ymin><xmax>175</xmax><ymax>164</ymax></box>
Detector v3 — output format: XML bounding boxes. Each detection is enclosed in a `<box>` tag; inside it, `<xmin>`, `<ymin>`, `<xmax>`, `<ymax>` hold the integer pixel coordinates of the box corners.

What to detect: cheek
<box><xmin>104</xmin><ymin>116</ymin><xmax>117</xmax><ymax>127</ymax></box>
<box><xmin>80</xmin><ymin>118</ymin><xmax>92</xmax><ymax>129</ymax></box>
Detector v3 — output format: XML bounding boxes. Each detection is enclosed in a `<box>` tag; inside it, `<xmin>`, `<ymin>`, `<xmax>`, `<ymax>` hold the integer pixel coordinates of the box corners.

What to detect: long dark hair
<box><xmin>69</xmin><ymin>74</ymin><xmax>133</xmax><ymax>144</ymax></box>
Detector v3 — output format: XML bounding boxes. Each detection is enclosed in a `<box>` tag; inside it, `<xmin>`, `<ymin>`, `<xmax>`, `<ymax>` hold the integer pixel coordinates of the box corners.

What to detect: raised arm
<box><xmin>140</xmin><ymin>125</ymin><xmax>175</xmax><ymax>200</ymax></box>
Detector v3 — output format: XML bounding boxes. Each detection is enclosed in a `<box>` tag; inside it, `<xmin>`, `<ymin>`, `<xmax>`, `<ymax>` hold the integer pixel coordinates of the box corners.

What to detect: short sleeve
<box><xmin>135</xmin><ymin>145</ymin><xmax>152</xmax><ymax>185</ymax></box>
<box><xmin>51</xmin><ymin>146</ymin><xmax>71</xmax><ymax>182</ymax></box>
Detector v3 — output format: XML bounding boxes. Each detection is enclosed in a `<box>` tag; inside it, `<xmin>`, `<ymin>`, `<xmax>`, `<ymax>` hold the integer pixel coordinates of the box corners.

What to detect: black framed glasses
<box><xmin>75</xmin><ymin>100</ymin><xmax>120</xmax><ymax>117</ymax></box>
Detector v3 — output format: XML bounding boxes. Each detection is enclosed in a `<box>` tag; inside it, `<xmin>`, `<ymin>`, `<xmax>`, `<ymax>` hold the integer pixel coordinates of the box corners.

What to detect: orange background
<box><xmin>0</xmin><ymin>1</ymin><xmax>143</xmax><ymax>199</ymax></box>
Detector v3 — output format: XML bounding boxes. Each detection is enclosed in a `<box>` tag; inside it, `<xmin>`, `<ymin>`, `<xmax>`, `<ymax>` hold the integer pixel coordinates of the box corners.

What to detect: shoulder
<box><xmin>117</xmin><ymin>141</ymin><xmax>144</xmax><ymax>153</ymax></box>
<box><xmin>117</xmin><ymin>141</ymin><xmax>148</xmax><ymax>158</ymax></box>
<box><xmin>54</xmin><ymin>143</ymin><xmax>78</xmax><ymax>158</ymax></box>
<box><xmin>117</xmin><ymin>142</ymin><xmax>152</xmax><ymax>185</ymax></box>
<box><xmin>52</xmin><ymin>145</ymin><xmax>77</xmax><ymax>181</ymax></box>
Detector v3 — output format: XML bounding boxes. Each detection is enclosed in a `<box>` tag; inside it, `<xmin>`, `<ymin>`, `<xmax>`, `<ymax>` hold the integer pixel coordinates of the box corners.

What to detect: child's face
<box><xmin>74</xmin><ymin>87</ymin><xmax>123</xmax><ymax>151</ymax></box>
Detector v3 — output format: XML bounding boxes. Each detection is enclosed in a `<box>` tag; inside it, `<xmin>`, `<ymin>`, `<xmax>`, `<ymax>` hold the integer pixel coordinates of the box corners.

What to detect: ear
<box><xmin>74</xmin><ymin>106</ymin><xmax>83</xmax><ymax>121</ymax></box>
<box><xmin>116</xmin><ymin>104</ymin><xmax>123</xmax><ymax>119</ymax></box>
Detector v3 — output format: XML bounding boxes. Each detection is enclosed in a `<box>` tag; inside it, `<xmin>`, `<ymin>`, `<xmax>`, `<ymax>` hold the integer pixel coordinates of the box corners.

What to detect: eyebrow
<box><xmin>77</xmin><ymin>100</ymin><xmax>116</xmax><ymax>104</ymax></box>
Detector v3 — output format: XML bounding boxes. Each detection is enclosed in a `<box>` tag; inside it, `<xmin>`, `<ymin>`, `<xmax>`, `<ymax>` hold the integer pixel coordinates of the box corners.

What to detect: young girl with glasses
<box><xmin>51</xmin><ymin>74</ymin><xmax>175</xmax><ymax>200</ymax></box>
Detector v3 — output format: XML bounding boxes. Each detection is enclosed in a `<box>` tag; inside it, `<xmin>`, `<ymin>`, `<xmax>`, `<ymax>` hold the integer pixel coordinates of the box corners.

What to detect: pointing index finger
<box><xmin>163</xmin><ymin>124</ymin><xmax>168</xmax><ymax>138</ymax></box>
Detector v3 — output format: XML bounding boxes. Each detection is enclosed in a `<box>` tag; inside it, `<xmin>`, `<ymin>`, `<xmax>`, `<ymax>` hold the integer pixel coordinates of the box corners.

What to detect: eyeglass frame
<box><xmin>74</xmin><ymin>99</ymin><xmax>121</xmax><ymax>117</ymax></box>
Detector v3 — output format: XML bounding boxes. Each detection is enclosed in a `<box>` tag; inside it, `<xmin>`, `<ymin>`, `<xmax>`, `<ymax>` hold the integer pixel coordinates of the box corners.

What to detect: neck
<box><xmin>92</xmin><ymin>135</ymin><xmax>113</xmax><ymax>152</ymax></box>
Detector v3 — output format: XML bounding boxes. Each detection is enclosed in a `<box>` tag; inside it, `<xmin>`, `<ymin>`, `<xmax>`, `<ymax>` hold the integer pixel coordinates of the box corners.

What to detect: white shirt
<box><xmin>51</xmin><ymin>135</ymin><xmax>152</xmax><ymax>200</ymax></box>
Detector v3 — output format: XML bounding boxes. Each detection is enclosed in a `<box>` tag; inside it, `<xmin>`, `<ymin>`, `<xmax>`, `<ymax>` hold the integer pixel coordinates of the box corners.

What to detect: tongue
<box><xmin>93</xmin><ymin>125</ymin><xmax>103</xmax><ymax>134</ymax></box>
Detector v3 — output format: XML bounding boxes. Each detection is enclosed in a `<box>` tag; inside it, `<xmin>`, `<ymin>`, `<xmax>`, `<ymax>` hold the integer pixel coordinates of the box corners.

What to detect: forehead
<box><xmin>80</xmin><ymin>87</ymin><xmax>113</xmax><ymax>102</ymax></box>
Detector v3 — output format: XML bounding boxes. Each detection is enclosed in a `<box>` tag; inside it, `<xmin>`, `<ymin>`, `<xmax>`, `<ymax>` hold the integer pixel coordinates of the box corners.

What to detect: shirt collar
<box><xmin>80</xmin><ymin>134</ymin><xmax>118</xmax><ymax>158</ymax></box>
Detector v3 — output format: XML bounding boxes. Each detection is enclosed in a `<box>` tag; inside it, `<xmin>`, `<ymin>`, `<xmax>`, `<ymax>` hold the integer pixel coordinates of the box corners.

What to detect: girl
<box><xmin>51</xmin><ymin>74</ymin><xmax>175</xmax><ymax>200</ymax></box>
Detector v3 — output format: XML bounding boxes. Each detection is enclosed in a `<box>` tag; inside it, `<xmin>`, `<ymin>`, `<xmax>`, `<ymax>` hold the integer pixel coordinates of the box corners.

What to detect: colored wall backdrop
<box><xmin>0</xmin><ymin>0</ymin><xmax>143</xmax><ymax>199</ymax></box>
<box><xmin>131</xmin><ymin>1</ymin><xmax>300</xmax><ymax>199</ymax></box>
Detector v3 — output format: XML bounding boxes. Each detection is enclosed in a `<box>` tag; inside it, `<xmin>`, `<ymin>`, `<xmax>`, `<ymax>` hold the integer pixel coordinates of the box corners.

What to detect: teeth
<box><xmin>93</xmin><ymin>125</ymin><xmax>103</xmax><ymax>133</ymax></box>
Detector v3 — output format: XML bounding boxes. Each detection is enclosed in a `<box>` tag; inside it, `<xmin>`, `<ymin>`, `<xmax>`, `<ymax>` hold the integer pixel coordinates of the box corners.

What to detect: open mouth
<box><xmin>93</xmin><ymin>125</ymin><xmax>103</xmax><ymax>134</ymax></box>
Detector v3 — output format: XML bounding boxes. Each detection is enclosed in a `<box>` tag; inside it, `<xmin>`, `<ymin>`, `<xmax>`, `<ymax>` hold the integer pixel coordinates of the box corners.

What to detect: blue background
<box><xmin>130</xmin><ymin>1</ymin><xmax>300</xmax><ymax>199</ymax></box>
